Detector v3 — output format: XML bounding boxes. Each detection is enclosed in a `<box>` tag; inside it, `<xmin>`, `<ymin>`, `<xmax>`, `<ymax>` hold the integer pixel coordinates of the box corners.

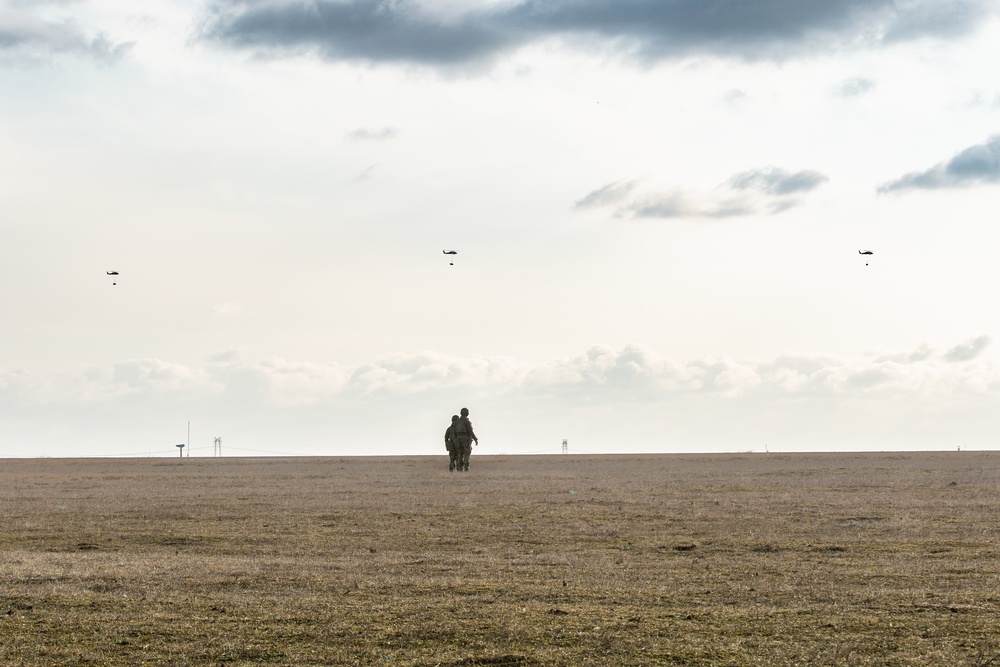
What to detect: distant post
<box><xmin>176</xmin><ymin>444</ymin><xmax>185</xmax><ymax>458</ymax></box>
<box><xmin>562</xmin><ymin>439</ymin><xmax>568</xmax><ymax>455</ymax></box>
<box><xmin>214</xmin><ymin>437</ymin><xmax>222</xmax><ymax>457</ymax></box>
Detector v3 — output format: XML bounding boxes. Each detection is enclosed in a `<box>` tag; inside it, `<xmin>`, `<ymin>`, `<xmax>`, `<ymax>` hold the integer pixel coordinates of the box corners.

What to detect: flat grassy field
<box><xmin>2</xmin><ymin>452</ymin><xmax>999</xmax><ymax>666</ymax></box>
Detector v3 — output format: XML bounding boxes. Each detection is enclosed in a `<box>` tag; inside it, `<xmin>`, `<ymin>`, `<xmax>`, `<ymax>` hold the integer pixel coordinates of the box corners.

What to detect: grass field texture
<box><xmin>2</xmin><ymin>452</ymin><xmax>999</xmax><ymax>666</ymax></box>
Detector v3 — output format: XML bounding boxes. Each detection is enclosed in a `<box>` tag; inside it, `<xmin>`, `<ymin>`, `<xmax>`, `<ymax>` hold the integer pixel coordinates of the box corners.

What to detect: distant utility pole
<box><xmin>562</xmin><ymin>439</ymin><xmax>568</xmax><ymax>455</ymax></box>
<box><xmin>214</xmin><ymin>437</ymin><xmax>222</xmax><ymax>457</ymax></box>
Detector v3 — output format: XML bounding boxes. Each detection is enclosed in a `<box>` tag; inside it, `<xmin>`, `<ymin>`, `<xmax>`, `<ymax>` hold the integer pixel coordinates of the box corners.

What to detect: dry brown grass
<box><xmin>2</xmin><ymin>452</ymin><xmax>1000</xmax><ymax>666</ymax></box>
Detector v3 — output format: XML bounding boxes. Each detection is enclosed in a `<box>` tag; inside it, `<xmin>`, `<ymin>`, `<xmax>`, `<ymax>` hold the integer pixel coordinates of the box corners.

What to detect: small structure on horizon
<box><xmin>176</xmin><ymin>444</ymin><xmax>185</xmax><ymax>458</ymax></box>
<box><xmin>562</xmin><ymin>439</ymin><xmax>568</xmax><ymax>455</ymax></box>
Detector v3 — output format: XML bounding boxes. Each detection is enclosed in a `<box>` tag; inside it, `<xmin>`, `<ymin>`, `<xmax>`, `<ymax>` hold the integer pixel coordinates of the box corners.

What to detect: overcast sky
<box><xmin>3</xmin><ymin>0</ymin><xmax>999</xmax><ymax>457</ymax></box>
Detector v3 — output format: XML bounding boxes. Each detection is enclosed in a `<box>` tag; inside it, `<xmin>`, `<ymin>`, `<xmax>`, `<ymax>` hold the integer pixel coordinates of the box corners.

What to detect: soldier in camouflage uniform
<box><xmin>444</xmin><ymin>415</ymin><xmax>460</xmax><ymax>471</ymax></box>
<box><xmin>453</xmin><ymin>407</ymin><xmax>478</xmax><ymax>472</ymax></box>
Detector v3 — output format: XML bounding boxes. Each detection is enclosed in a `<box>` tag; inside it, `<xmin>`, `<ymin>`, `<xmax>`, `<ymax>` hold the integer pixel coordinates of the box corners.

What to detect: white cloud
<box><xmin>0</xmin><ymin>1</ymin><xmax>132</xmax><ymax>65</ymax></box>
<box><xmin>524</xmin><ymin>344</ymin><xmax>681</xmax><ymax>396</ymax></box>
<box><xmin>874</xmin><ymin>345</ymin><xmax>934</xmax><ymax>364</ymax></box>
<box><xmin>111</xmin><ymin>358</ymin><xmax>214</xmax><ymax>394</ymax></box>
<box><xmin>346</xmin><ymin>351</ymin><xmax>520</xmax><ymax>397</ymax></box>
<box><xmin>879</xmin><ymin>136</ymin><xmax>1000</xmax><ymax>193</ymax></box>
<box><xmin>943</xmin><ymin>335</ymin><xmax>991</xmax><ymax>363</ymax></box>
<box><xmin>834</xmin><ymin>75</ymin><xmax>876</xmax><ymax>97</ymax></box>
<box><xmin>207</xmin><ymin>357</ymin><xmax>347</xmax><ymax>407</ymax></box>
<box><xmin>574</xmin><ymin>180</ymin><xmax>640</xmax><ymax>210</ymax></box>
<box><xmin>350</xmin><ymin>163</ymin><xmax>379</xmax><ymax>184</ymax></box>
<box><xmin>345</xmin><ymin>126</ymin><xmax>399</xmax><ymax>141</ymax></box>
<box><xmin>727</xmin><ymin>167</ymin><xmax>829</xmax><ymax>196</ymax></box>
<box><xmin>7</xmin><ymin>340</ymin><xmax>993</xmax><ymax>409</ymax></box>
<box><xmin>2</xmin><ymin>338</ymin><xmax>997</xmax><ymax>455</ymax></box>
<box><xmin>578</xmin><ymin>166</ymin><xmax>828</xmax><ymax>220</ymax></box>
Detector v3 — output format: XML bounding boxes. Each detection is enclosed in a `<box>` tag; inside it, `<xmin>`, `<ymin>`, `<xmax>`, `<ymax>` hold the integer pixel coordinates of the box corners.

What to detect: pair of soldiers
<box><xmin>445</xmin><ymin>407</ymin><xmax>478</xmax><ymax>471</ymax></box>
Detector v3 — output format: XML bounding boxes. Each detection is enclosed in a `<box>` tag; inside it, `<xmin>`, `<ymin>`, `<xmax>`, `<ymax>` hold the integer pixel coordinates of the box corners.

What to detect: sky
<box><xmin>2</xmin><ymin>0</ymin><xmax>999</xmax><ymax>457</ymax></box>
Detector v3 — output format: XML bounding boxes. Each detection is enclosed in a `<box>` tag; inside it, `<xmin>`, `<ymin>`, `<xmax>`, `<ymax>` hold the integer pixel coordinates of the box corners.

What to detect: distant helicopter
<box><xmin>107</xmin><ymin>270</ymin><xmax>119</xmax><ymax>285</ymax></box>
<box><xmin>859</xmin><ymin>250</ymin><xmax>873</xmax><ymax>266</ymax></box>
<box><xmin>443</xmin><ymin>250</ymin><xmax>458</xmax><ymax>266</ymax></box>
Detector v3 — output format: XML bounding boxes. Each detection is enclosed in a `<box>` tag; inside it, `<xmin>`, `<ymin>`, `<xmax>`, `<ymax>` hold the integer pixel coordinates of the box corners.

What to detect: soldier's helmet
<box><xmin>460</xmin><ymin>407</ymin><xmax>469</xmax><ymax>416</ymax></box>
<box><xmin>452</xmin><ymin>415</ymin><xmax>460</xmax><ymax>422</ymax></box>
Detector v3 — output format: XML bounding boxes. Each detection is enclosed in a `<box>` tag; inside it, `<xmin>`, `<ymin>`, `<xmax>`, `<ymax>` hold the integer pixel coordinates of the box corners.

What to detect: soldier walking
<box><xmin>453</xmin><ymin>407</ymin><xmax>478</xmax><ymax>472</ymax></box>
<box><xmin>444</xmin><ymin>415</ymin><xmax>460</xmax><ymax>471</ymax></box>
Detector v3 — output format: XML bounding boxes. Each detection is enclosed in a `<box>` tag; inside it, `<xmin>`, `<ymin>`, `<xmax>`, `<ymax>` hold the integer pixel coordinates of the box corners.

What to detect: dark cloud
<box><xmin>504</xmin><ymin>0</ymin><xmax>889</xmax><ymax>60</ymax></box>
<box><xmin>879</xmin><ymin>136</ymin><xmax>1000</xmax><ymax>193</ymax></box>
<box><xmin>0</xmin><ymin>4</ymin><xmax>132</xmax><ymax>64</ymax></box>
<box><xmin>199</xmin><ymin>0</ymin><xmax>515</xmax><ymax>67</ymax></box>
<box><xmin>200</xmin><ymin>0</ymin><xmax>994</xmax><ymax>67</ymax></box>
<box><xmin>882</xmin><ymin>0</ymin><xmax>991</xmax><ymax>42</ymax></box>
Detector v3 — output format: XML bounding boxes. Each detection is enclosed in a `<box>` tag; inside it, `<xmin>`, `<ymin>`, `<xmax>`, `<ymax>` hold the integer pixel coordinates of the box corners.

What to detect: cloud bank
<box><xmin>2</xmin><ymin>337</ymin><xmax>996</xmax><ymax>456</ymax></box>
<box><xmin>200</xmin><ymin>0</ymin><xmax>997</xmax><ymax>68</ymax></box>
